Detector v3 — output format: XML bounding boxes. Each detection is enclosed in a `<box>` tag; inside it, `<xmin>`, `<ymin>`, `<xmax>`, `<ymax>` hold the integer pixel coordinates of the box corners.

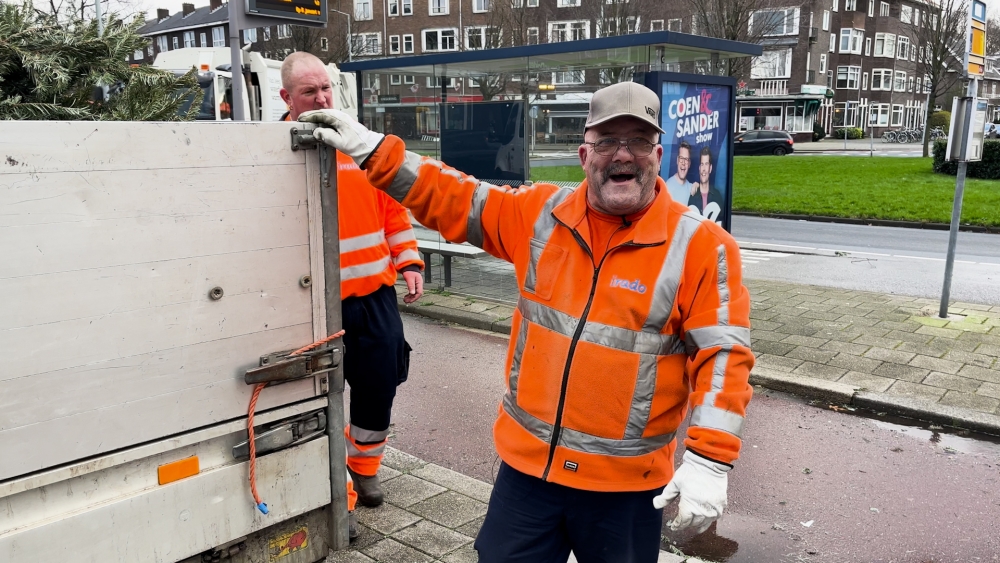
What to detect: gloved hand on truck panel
<box><xmin>298</xmin><ymin>109</ymin><xmax>385</xmax><ymax>167</ymax></box>
<box><xmin>652</xmin><ymin>450</ymin><xmax>730</xmax><ymax>535</ymax></box>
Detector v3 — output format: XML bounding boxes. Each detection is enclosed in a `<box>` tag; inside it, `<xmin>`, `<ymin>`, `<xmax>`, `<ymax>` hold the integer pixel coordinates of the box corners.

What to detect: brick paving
<box><xmin>399</xmin><ymin>252</ymin><xmax>1000</xmax><ymax>429</ymax></box>
<box><xmin>326</xmin><ymin>448</ymin><xmax>687</xmax><ymax>563</ymax></box>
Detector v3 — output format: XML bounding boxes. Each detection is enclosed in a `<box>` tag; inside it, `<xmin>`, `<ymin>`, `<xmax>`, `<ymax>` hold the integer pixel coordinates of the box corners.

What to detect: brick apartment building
<box><xmin>131</xmin><ymin>0</ymin><xmax>998</xmax><ymax>138</ymax></box>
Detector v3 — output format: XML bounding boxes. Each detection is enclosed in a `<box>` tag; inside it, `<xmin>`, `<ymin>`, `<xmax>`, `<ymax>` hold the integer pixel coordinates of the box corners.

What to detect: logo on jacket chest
<box><xmin>610</xmin><ymin>275</ymin><xmax>647</xmax><ymax>294</ymax></box>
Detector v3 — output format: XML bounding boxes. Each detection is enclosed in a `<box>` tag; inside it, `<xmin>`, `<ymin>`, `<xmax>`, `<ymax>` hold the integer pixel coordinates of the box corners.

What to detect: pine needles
<box><xmin>0</xmin><ymin>2</ymin><xmax>202</xmax><ymax>121</ymax></box>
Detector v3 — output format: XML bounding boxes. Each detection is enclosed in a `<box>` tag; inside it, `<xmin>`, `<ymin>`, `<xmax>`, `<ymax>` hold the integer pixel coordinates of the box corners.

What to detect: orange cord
<box><xmin>247</xmin><ymin>329</ymin><xmax>346</xmax><ymax>514</ymax></box>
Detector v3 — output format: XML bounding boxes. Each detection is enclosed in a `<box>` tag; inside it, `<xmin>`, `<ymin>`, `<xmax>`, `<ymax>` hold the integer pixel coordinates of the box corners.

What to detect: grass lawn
<box><xmin>531</xmin><ymin>157</ymin><xmax>1000</xmax><ymax>227</ymax></box>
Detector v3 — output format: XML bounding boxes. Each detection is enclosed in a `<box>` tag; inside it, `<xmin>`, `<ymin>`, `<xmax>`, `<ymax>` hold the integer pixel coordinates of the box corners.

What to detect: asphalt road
<box><xmin>733</xmin><ymin>216</ymin><xmax>1000</xmax><ymax>306</ymax></box>
<box><xmin>384</xmin><ymin>315</ymin><xmax>1000</xmax><ymax>563</ymax></box>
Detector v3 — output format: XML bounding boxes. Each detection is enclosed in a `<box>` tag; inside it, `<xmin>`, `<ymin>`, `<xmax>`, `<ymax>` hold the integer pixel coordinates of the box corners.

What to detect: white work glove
<box><xmin>298</xmin><ymin>109</ymin><xmax>385</xmax><ymax>167</ymax></box>
<box><xmin>652</xmin><ymin>450</ymin><xmax>730</xmax><ymax>534</ymax></box>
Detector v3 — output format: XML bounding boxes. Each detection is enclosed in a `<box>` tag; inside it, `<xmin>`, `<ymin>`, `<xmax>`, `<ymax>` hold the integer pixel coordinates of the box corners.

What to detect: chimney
<box><xmin>210</xmin><ymin>0</ymin><xmax>222</xmax><ymax>11</ymax></box>
<box><xmin>182</xmin><ymin>3</ymin><xmax>195</xmax><ymax>16</ymax></box>
<box><xmin>156</xmin><ymin>8</ymin><xmax>169</xmax><ymax>20</ymax></box>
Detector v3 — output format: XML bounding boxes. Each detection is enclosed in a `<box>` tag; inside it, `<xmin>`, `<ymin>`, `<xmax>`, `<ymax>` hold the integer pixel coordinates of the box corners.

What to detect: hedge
<box><xmin>833</xmin><ymin>127</ymin><xmax>864</xmax><ymax>139</ymax></box>
<box><xmin>932</xmin><ymin>139</ymin><xmax>1000</xmax><ymax>180</ymax></box>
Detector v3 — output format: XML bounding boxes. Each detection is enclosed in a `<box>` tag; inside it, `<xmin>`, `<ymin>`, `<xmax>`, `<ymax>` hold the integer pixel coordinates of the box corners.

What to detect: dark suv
<box><xmin>734</xmin><ymin>130</ymin><xmax>795</xmax><ymax>156</ymax></box>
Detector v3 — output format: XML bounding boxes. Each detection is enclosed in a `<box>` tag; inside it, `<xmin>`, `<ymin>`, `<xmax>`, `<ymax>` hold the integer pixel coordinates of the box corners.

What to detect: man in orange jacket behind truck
<box><xmin>279</xmin><ymin>53</ymin><xmax>424</xmax><ymax>537</ymax></box>
<box><xmin>302</xmin><ymin>81</ymin><xmax>753</xmax><ymax>562</ymax></box>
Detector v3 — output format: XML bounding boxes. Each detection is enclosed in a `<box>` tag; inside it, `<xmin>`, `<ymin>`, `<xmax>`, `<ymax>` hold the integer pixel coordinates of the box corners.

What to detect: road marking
<box><xmin>738</xmin><ymin>241</ymin><xmax>816</xmax><ymax>251</ymax></box>
<box><xmin>895</xmin><ymin>255</ymin><xmax>945</xmax><ymax>261</ymax></box>
<box><xmin>849</xmin><ymin>251</ymin><xmax>892</xmax><ymax>257</ymax></box>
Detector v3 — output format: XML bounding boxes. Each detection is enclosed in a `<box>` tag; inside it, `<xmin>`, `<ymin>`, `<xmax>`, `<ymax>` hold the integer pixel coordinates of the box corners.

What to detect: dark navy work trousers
<box><xmin>342</xmin><ymin>284</ymin><xmax>410</xmax><ymax>433</ymax></box>
<box><xmin>474</xmin><ymin>463</ymin><xmax>663</xmax><ymax>563</ymax></box>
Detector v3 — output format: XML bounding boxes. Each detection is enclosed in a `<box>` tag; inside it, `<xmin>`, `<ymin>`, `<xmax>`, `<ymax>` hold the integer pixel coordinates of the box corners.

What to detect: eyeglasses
<box><xmin>584</xmin><ymin>137</ymin><xmax>656</xmax><ymax>157</ymax></box>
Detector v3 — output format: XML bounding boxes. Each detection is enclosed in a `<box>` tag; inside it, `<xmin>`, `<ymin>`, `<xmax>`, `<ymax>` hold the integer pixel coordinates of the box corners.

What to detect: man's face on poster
<box><xmin>676</xmin><ymin>147</ymin><xmax>690</xmax><ymax>181</ymax></box>
<box><xmin>699</xmin><ymin>153</ymin><xmax>712</xmax><ymax>185</ymax></box>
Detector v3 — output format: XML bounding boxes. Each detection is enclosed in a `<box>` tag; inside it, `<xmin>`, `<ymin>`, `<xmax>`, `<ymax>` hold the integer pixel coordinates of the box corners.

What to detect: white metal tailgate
<box><xmin>0</xmin><ymin>121</ymin><xmax>323</xmax><ymax>481</ymax></box>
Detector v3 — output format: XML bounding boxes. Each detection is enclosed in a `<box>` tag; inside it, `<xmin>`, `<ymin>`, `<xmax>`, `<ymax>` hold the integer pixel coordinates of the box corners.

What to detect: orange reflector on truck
<box><xmin>158</xmin><ymin>456</ymin><xmax>199</xmax><ymax>485</ymax></box>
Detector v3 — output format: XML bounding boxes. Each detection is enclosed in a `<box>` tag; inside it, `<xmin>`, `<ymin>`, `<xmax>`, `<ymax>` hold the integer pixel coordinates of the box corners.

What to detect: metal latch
<box><xmin>290</xmin><ymin>126</ymin><xmax>318</xmax><ymax>151</ymax></box>
<box><xmin>233</xmin><ymin>410</ymin><xmax>327</xmax><ymax>460</ymax></box>
<box><xmin>244</xmin><ymin>345</ymin><xmax>341</xmax><ymax>385</ymax></box>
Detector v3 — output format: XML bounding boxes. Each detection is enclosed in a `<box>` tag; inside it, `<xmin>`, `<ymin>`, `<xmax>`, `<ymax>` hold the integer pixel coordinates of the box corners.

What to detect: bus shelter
<box><xmin>340</xmin><ymin>32</ymin><xmax>760</xmax><ymax>239</ymax></box>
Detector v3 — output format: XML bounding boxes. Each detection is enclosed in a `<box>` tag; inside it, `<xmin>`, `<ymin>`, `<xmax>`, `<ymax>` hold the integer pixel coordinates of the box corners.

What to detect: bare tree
<box><xmin>583</xmin><ymin>0</ymin><xmax>657</xmax><ymax>83</ymax></box>
<box><xmin>987</xmin><ymin>14</ymin><xmax>1000</xmax><ymax>56</ymax></box>
<box><xmin>681</xmin><ymin>0</ymin><xmax>802</xmax><ymax>78</ymax></box>
<box><xmin>907</xmin><ymin>0</ymin><xmax>967</xmax><ymax>157</ymax></box>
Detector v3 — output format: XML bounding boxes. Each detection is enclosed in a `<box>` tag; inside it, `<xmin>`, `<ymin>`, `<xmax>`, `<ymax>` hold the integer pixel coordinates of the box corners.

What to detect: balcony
<box><xmin>757</xmin><ymin>80</ymin><xmax>789</xmax><ymax>96</ymax></box>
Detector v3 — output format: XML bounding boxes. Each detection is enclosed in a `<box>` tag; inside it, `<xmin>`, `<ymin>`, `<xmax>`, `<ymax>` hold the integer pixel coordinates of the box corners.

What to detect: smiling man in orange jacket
<box><xmin>280</xmin><ymin>53</ymin><xmax>424</xmax><ymax>538</ymax></box>
<box><xmin>301</xmin><ymin>80</ymin><xmax>753</xmax><ymax>562</ymax></box>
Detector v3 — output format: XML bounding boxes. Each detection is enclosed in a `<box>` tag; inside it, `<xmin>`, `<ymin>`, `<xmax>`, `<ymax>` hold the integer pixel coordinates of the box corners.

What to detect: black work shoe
<box><xmin>349</xmin><ymin>467</ymin><xmax>384</xmax><ymax>507</ymax></box>
<box><xmin>348</xmin><ymin>511</ymin><xmax>359</xmax><ymax>541</ymax></box>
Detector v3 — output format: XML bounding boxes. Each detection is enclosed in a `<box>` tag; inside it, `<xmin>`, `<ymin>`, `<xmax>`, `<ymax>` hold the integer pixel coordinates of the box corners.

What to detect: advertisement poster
<box><xmin>659</xmin><ymin>81</ymin><xmax>732</xmax><ymax>227</ymax></box>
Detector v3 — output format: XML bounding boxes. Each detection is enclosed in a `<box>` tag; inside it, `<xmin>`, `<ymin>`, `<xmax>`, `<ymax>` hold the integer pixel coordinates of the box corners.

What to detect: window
<box><xmin>868</xmin><ymin>0</ymin><xmax>874</xmax><ymax>17</ymax></box>
<box><xmin>429</xmin><ymin>0</ymin><xmax>449</xmax><ymax>15</ymax></box>
<box><xmin>870</xmin><ymin>104</ymin><xmax>889</xmax><ymax>126</ymax></box>
<box><xmin>862</xmin><ymin>72</ymin><xmax>868</xmax><ymax>90</ymax></box>
<box><xmin>473</xmin><ymin>0</ymin><xmax>489</xmax><ymax>13</ymax></box>
<box><xmin>907</xmin><ymin>77</ymin><xmax>914</xmax><ymax>92</ymax></box>
<box><xmin>320</xmin><ymin>37</ymin><xmax>328</xmax><ymax>51</ymax></box>
<box><xmin>865</xmin><ymin>37</ymin><xmax>871</xmax><ymax>56</ymax></box>
<box><xmin>836</xmin><ymin>65</ymin><xmax>861</xmax><ymax>89</ymax></box>
<box><xmin>243</xmin><ymin>28</ymin><xmax>257</xmax><ymax>43</ymax></box>
<box><xmin>263</xmin><ymin>28</ymin><xmax>270</xmax><ymax>41</ymax></box>
<box><xmin>389</xmin><ymin>35</ymin><xmax>400</xmax><ymax>53</ymax></box>
<box><xmin>183</xmin><ymin>31</ymin><xmax>195</xmax><ymax>47</ymax></box>
<box><xmin>650</xmin><ymin>19</ymin><xmax>664</xmax><ymax>32</ymax></box>
<box><xmin>402</xmin><ymin>0</ymin><xmax>412</xmax><ymax>14</ymax></box>
<box><xmin>879</xmin><ymin>1</ymin><xmax>889</xmax><ymax>16</ymax></box>
<box><xmin>871</xmin><ymin>69</ymin><xmax>892</xmax><ymax>90</ymax></box>
<box><xmin>829</xmin><ymin>33</ymin><xmax>836</xmax><ymax>53</ymax></box>
<box><xmin>200</xmin><ymin>32</ymin><xmax>208</xmax><ymax>46</ymax></box>
<box><xmin>356</xmin><ymin>0</ymin><xmax>373</xmax><ymax>19</ymax></box>
<box><xmin>157</xmin><ymin>36</ymin><xmax>168</xmax><ymax>52</ymax></box>
<box><xmin>834</xmin><ymin>102</ymin><xmax>859</xmax><ymax>126</ymax></box>
<box><xmin>832</xmin><ymin>0</ymin><xmax>838</xmax><ymax>11</ymax></box>
<box><xmin>527</xmin><ymin>27</ymin><xmax>539</xmax><ymax>44</ymax></box>
<box><xmin>557</xmin><ymin>0</ymin><xmax>581</xmax><ymax>6</ymax></box>
<box><xmin>147</xmin><ymin>43</ymin><xmax>154</xmax><ymax>57</ymax></box>
<box><xmin>389</xmin><ymin>0</ymin><xmax>399</xmax><ymax>15</ymax></box>
<box><xmin>897</xmin><ymin>36</ymin><xmax>909</xmax><ymax>59</ymax></box>
<box><xmin>549</xmin><ymin>21</ymin><xmax>590</xmax><ymax>42</ymax></box>
<box><xmin>751</xmin><ymin>7</ymin><xmax>799</xmax><ymax>36</ymax></box>
<box><xmin>426</xmin><ymin>76</ymin><xmax>458</xmax><ymax>88</ymax></box>
<box><xmin>466</xmin><ymin>26</ymin><xmax>499</xmax><ymax>49</ymax></box>
<box><xmin>751</xmin><ymin>48</ymin><xmax>793</xmax><ymax>79</ymax></box>
<box><xmin>840</xmin><ymin>28</ymin><xmax>863</xmax><ymax>53</ymax></box>
<box><xmin>900</xmin><ymin>5</ymin><xmax>912</xmax><ymax>23</ymax></box>
<box><xmin>404</xmin><ymin>75</ymin><xmax>415</xmax><ymax>84</ymax></box>
<box><xmin>172</xmin><ymin>36</ymin><xmax>179</xmax><ymax>49</ymax></box>
<box><xmin>403</xmin><ymin>34</ymin><xmax>414</xmax><ymax>53</ymax></box>
<box><xmin>602</xmin><ymin>16</ymin><xmax>637</xmax><ymax>36</ymax></box>
<box><xmin>352</xmin><ymin>32</ymin><xmax>382</xmax><ymax>55</ymax></box>
<box><xmin>365</xmin><ymin>74</ymin><xmax>380</xmax><ymax>92</ymax></box>
<box><xmin>423</xmin><ymin>28</ymin><xmax>457</xmax><ymax>51</ymax></box>
<box><xmin>668</xmin><ymin>18</ymin><xmax>682</xmax><ymax>32</ymax></box>
<box><xmin>845</xmin><ymin>0</ymin><xmax>856</xmax><ymax>10</ymax></box>
<box><xmin>874</xmin><ymin>33</ymin><xmax>895</xmax><ymax>57</ymax></box>
<box><xmin>816</xmin><ymin>55</ymin><xmax>826</xmax><ymax>75</ymax></box>
<box><xmin>133</xmin><ymin>49</ymin><xmax>143</xmax><ymax>60</ymax></box>
<box><xmin>894</xmin><ymin>71</ymin><xmax>906</xmax><ymax>91</ymax></box>
<box><xmin>915</xmin><ymin>77</ymin><xmax>921</xmax><ymax>92</ymax></box>
<box><xmin>277</xmin><ymin>25</ymin><xmax>291</xmax><ymax>39</ymax></box>
<box><xmin>822</xmin><ymin>10</ymin><xmax>830</xmax><ymax>30</ymax></box>
<box><xmin>527</xmin><ymin>0</ymin><xmax>538</xmax><ymax>5</ymax></box>
<box><xmin>553</xmin><ymin>70</ymin><xmax>585</xmax><ymax>84</ymax></box>
<box><xmin>390</xmin><ymin>74</ymin><xmax>401</xmax><ymax>85</ymax></box>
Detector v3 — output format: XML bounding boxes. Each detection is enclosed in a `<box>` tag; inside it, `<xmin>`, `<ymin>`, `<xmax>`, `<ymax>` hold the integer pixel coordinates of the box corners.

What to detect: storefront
<box><xmin>735</xmin><ymin>84</ymin><xmax>829</xmax><ymax>142</ymax></box>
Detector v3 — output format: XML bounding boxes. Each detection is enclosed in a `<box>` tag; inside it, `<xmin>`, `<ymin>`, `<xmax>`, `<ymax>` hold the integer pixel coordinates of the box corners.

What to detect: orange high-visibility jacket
<box><xmin>337</xmin><ymin>151</ymin><xmax>423</xmax><ymax>298</ymax></box>
<box><xmin>365</xmin><ymin>136</ymin><xmax>754</xmax><ymax>492</ymax></box>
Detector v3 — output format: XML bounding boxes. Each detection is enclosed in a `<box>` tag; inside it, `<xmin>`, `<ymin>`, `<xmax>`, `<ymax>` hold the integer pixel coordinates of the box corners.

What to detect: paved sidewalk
<box><xmin>327</xmin><ymin>448</ymin><xmax>691</xmax><ymax>563</ymax></box>
<box><xmin>398</xmin><ymin>253</ymin><xmax>1000</xmax><ymax>435</ymax></box>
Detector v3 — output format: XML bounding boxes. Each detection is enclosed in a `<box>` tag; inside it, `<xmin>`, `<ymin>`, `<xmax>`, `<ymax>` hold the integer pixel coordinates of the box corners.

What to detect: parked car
<box><xmin>734</xmin><ymin>130</ymin><xmax>795</xmax><ymax>156</ymax></box>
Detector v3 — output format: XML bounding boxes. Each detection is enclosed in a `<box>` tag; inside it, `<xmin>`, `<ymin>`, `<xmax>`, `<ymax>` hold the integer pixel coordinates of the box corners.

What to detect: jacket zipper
<box><xmin>539</xmin><ymin>224</ymin><xmax>659</xmax><ymax>480</ymax></box>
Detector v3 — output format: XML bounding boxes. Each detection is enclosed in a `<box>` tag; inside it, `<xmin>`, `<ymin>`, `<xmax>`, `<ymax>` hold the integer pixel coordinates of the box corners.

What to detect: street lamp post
<box><xmin>329</xmin><ymin>7</ymin><xmax>352</xmax><ymax>62</ymax></box>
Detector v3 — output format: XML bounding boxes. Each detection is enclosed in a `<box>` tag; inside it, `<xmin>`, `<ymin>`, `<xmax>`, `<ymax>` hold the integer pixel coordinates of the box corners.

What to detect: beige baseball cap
<box><xmin>585</xmin><ymin>82</ymin><xmax>665</xmax><ymax>134</ymax></box>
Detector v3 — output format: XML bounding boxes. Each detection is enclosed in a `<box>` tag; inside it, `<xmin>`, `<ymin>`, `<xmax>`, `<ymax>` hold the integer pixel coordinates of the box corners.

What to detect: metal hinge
<box><xmin>244</xmin><ymin>345</ymin><xmax>341</xmax><ymax>385</ymax></box>
<box><xmin>290</xmin><ymin>126</ymin><xmax>318</xmax><ymax>151</ymax></box>
<box><xmin>233</xmin><ymin>410</ymin><xmax>327</xmax><ymax>460</ymax></box>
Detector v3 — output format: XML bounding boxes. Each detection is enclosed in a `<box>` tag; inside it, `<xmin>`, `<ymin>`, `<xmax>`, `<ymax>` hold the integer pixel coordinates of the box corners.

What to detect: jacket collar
<box><xmin>551</xmin><ymin>176</ymin><xmax>675</xmax><ymax>246</ymax></box>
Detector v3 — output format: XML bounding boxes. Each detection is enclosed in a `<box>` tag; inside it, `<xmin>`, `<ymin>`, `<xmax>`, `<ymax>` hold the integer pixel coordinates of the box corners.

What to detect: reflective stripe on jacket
<box><xmin>337</xmin><ymin>152</ymin><xmax>423</xmax><ymax>298</ymax></box>
<box><xmin>365</xmin><ymin>135</ymin><xmax>753</xmax><ymax>492</ymax></box>
<box><xmin>282</xmin><ymin>115</ymin><xmax>422</xmax><ymax>298</ymax></box>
